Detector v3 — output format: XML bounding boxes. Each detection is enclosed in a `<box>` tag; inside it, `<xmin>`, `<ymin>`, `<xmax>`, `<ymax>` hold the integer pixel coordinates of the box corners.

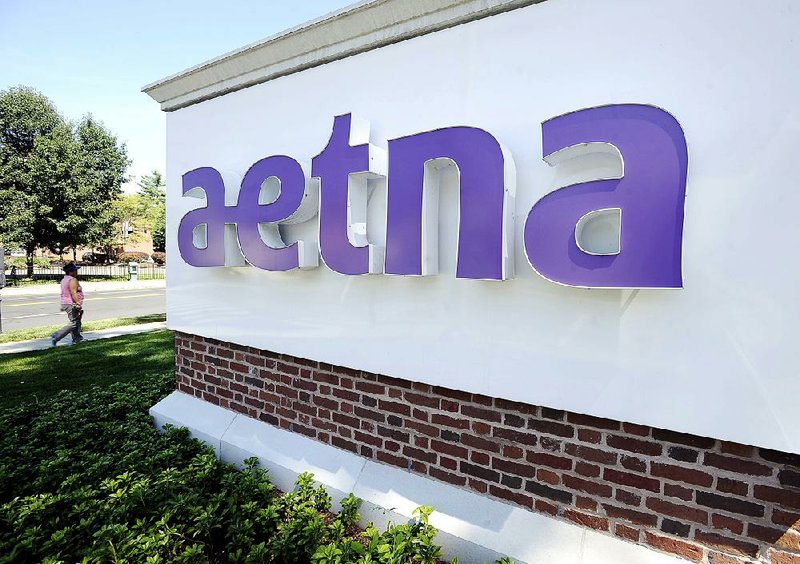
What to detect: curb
<box><xmin>0</xmin><ymin>321</ymin><xmax>169</xmax><ymax>355</ymax></box>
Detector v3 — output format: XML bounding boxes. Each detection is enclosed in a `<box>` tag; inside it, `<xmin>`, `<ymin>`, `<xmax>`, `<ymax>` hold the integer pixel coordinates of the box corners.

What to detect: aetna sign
<box><xmin>177</xmin><ymin>104</ymin><xmax>687</xmax><ymax>288</ymax></box>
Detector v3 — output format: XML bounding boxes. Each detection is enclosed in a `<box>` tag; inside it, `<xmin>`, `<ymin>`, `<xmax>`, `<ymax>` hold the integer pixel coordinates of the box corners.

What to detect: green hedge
<box><xmin>0</xmin><ymin>373</ymin><xmax>513</xmax><ymax>563</ymax></box>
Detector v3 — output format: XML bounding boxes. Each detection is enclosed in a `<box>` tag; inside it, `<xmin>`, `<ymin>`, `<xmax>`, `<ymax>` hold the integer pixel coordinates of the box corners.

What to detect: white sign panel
<box><xmin>166</xmin><ymin>0</ymin><xmax>800</xmax><ymax>453</ymax></box>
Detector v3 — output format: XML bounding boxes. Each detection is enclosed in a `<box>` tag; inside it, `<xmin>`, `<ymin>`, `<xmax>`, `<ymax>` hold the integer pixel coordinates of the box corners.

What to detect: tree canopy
<box><xmin>0</xmin><ymin>86</ymin><xmax>129</xmax><ymax>271</ymax></box>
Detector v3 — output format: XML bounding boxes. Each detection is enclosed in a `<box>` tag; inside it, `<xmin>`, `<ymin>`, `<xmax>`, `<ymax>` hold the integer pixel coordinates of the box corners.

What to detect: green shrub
<box><xmin>4</xmin><ymin>256</ymin><xmax>52</xmax><ymax>268</ymax></box>
<box><xmin>118</xmin><ymin>251</ymin><xmax>149</xmax><ymax>263</ymax></box>
<box><xmin>0</xmin><ymin>374</ymin><xmax>513</xmax><ymax>563</ymax></box>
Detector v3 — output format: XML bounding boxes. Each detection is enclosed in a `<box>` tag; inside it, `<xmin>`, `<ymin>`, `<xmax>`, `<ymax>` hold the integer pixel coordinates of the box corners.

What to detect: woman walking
<box><xmin>51</xmin><ymin>263</ymin><xmax>85</xmax><ymax>346</ymax></box>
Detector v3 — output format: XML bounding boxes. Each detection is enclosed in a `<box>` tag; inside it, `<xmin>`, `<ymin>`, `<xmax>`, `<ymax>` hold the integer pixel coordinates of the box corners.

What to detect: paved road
<box><xmin>0</xmin><ymin>287</ymin><xmax>166</xmax><ymax>332</ymax></box>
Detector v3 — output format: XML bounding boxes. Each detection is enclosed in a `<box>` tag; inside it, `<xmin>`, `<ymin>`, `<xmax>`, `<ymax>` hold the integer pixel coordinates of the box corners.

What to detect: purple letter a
<box><xmin>524</xmin><ymin>104</ymin><xmax>688</xmax><ymax>288</ymax></box>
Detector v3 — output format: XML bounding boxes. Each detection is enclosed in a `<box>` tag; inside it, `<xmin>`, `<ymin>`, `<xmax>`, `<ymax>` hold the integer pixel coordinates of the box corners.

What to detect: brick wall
<box><xmin>175</xmin><ymin>331</ymin><xmax>800</xmax><ymax>564</ymax></box>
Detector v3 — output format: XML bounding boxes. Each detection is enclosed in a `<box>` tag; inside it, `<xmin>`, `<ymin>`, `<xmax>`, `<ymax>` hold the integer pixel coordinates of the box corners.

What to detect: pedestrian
<box><xmin>51</xmin><ymin>262</ymin><xmax>85</xmax><ymax>346</ymax></box>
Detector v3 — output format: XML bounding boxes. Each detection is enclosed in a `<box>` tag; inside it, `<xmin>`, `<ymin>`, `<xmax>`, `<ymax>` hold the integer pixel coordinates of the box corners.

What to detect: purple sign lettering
<box><xmin>177</xmin><ymin>106</ymin><xmax>688</xmax><ymax>288</ymax></box>
<box><xmin>178</xmin><ymin>157</ymin><xmax>317</xmax><ymax>271</ymax></box>
<box><xmin>385</xmin><ymin>127</ymin><xmax>515</xmax><ymax>280</ymax></box>
<box><xmin>236</xmin><ymin>155</ymin><xmax>318</xmax><ymax>271</ymax></box>
<box><xmin>312</xmin><ymin>114</ymin><xmax>385</xmax><ymax>275</ymax></box>
<box><xmin>178</xmin><ymin>167</ymin><xmax>229</xmax><ymax>267</ymax></box>
<box><xmin>523</xmin><ymin>104</ymin><xmax>688</xmax><ymax>288</ymax></box>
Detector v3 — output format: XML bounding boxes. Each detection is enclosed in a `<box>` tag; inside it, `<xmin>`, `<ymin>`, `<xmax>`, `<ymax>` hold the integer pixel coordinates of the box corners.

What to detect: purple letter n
<box><xmin>524</xmin><ymin>104</ymin><xmax>688</xmax><ymax>288</ymax></box>
<box><xmin>384</xmin><ymin>127</ymin><xmax>515</xmax><ymax>280</ymax></box>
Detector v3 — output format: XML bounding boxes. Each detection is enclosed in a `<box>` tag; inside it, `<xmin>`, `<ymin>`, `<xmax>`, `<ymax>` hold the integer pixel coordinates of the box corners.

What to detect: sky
<box><xmin>0</xmin><ymin>0</ymin><xmax>356</xmax><ymax>192</ymax></box>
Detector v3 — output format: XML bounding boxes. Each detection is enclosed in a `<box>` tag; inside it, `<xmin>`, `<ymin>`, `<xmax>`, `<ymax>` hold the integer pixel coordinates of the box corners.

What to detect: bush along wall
<box><xmin>0</xmin><ymin>373</ymin><xmax>513</xmax><ymax>563</ymax></box>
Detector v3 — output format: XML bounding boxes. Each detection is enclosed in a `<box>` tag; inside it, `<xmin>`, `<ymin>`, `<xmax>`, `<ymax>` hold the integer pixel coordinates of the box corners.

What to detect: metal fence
<box><xmin>2</xmin><ymin>264</ymin><xmax>166</xmax><ymax>283</ymax></box>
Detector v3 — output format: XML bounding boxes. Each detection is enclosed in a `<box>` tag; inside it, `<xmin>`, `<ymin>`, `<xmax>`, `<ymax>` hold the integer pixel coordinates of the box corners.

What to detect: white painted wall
<box><xmin>166</xmin><ymin>0</ymin><xmax>800</xmax><ymax>453</ymax></box>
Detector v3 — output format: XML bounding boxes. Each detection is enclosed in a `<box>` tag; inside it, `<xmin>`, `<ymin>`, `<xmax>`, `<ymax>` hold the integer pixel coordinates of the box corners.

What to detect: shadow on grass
<box><xmin>0</xmin><ymin>330</ymin><xmax>175</xmax><ymax>410</ymax></box>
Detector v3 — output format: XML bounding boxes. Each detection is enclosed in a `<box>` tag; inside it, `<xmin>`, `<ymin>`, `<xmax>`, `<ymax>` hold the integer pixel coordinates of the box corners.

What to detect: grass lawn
<box><xmin>0</xmin><ymin>329</ymin><xmax>174</xmax><ymax>409</ymax></box>
<box><xmin>0</xmin><ymin>313</ymin><xmax>166</xmax><ymax>344</ymax></box>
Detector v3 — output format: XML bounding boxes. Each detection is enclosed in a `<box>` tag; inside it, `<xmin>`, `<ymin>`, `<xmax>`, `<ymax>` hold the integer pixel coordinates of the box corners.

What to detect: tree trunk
<box><xmin>72</xmin><ymin>247</ymin><xmax>77</xmax><ymax>262</ymax></box>
<box><xmin>25</xmin><ymin>245</ymin><xmax>34</xmax><ymax>278</ymax></box>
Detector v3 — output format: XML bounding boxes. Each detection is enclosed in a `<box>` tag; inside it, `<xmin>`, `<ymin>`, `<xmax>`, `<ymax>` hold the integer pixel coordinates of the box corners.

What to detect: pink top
<box><xmin>60</xmin><ymin>275</ymin><xmax>84</xmax><ymax>305</ymax></box>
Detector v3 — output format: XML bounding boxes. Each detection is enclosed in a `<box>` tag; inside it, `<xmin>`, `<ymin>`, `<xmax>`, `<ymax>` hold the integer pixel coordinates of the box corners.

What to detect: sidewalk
<box><xmin>1</xmin><ymin>278</ymin><xmax>165</xmax><ymax>298</ymax></box>
<box><xmin>0</xmin><ymin>321</ymin><xmax>168</xmax><ymax>355</ymax></box>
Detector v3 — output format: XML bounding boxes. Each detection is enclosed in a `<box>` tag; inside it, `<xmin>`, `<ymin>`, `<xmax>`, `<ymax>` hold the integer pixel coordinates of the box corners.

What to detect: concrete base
<box><xmin>151</xmin><ymin>391</ymin><xmax>684</xmax><ymax>564</ymax></box>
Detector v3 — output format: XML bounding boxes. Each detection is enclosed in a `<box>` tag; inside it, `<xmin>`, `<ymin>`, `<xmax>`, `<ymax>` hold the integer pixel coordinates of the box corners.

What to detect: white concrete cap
<box><xmin>151</xmin><ymin>392</ymin><xmax>684</xmax><ymax>564</ymax></box>
<box><xmin>142</xmin><ymin>0</ymin><xmax>543</xmax><ymax>111</ymax></box>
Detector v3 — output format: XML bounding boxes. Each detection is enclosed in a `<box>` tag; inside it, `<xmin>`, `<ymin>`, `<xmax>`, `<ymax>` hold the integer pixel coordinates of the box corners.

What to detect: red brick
<box><xmin>653</xmin><ymin>428</ymin><xmax>715</xmax><ymax>449</ymax></box>
<box><xmin>460</xmin><ymin>460</ymin><xmax>500</xmax><ymax>483</ymax></box>
<box><xmin>693</xmin><ymin>530</ymin><xmax>759</xmax><ymax>558</ymax></box>
<box><xmin>748</xmin><ymin>524</ymin><xmax>796</xmax><ymax>546</ymax></box>
<box><xmin>755</xmin><ymin>485</ymin><xmax>800</xmax><ymax>510</ymax></box>
<box><xmin>403</xmin><ymin>445</ymin><xmax>436</xmax><ymax>464</ymax></box>
<box><xmin>719</xmin><ymin>441</ymin><xmax>754</xmax><ymax>458</ymax></box>
<box><xmin>564</xmin><ymin>443</ymin><xmax>618</xmax><ymax>465</ymax></box>
<box><xmin>527</xmin><ymin>419</ymin><xmax>574</xmax><ymax>438</ymax></box>
<box><xmin>461</xmin><ymin>404</ymin><xmax>502</xmax><ymax>423</ymax></box>
<box><xmin>567</xmin><ymin>412</ymin><xmax>621</xmax><ymax>430</ymax></box>
<box><xmin>578</xmin><ymin>428</ymin><xmax>602</xmax><ymax>444</ymax></box>
<box><xmin>405</xmin><ymin>419</ymin><xmax>438</xmax><ymax>437</ymax></box>
<box><xmin>771</xmin><ymin>550</ymin><xmax>800</xmax><ymax>564</ymax></box>
<box><xmin>564</xmin><ymin>510</ymin><xmax>609</xmax><ymax>531</ymax></box>
<box><xmin>355</xmin><ymin>381</ymin><xmax>385</xmax><ymax>395</ymax></box>
<box><xmin>527</xmin><ymin>451</ymin><xmax>573</xmax><ymax>473</ymax></box>
<box><xmin>537</xmin><ymin>468</ymin><xmax>560</xmax><ymax>486</ymax></box>
<box><xmin>711</xmin><ymin>513</ymin><xmax>743</xmax><ymax>535</ymax></box>
<box><xmin>651</xmin><ymin>462</ymin><xmax>714</xmax><ymax>487</ymax></box>
<box><xmin>622</xmin><ymin>422</ymin><xmax>650</xmax><ymax>436</ymax></box>
<box><xmin>615</xmin><ymin>523</ymin><xmax>640</xmax><ymax>542</ymax></box>
<box><xmin>535</xmin><ymin>499</ymin><xmax>558</xmax><ymax>516</ymax></box>
<box><xmin>472</xmin><ymin>421</ymin><xmax>492</xmax><ymax>435</ymax></box>
<box><xmin>405</xmin><ymin>391</ymin><xmax>439</xmax><ymax>409</ymax></box>
<box><xmin>620</xmin><ymin>455</ymin><xmax>647</xmax><ymax>473</ymax></box>
<box><xmin>759</xmin><ymin>446</ymin><xmax>800</xmax><ymax>466</ymax></box>
<box><xmin>436</xmin><ymin>398</ymin><xmax>456</xmax><ymax>412</ymax></box>
<box><xmin>538</xmin><ymin>437</ymin><xmax>562</xmax><ymax>452</ymax></box>
<box><xmin>604</xmin><ymin>468</ymin><xmax>660</xmax><ymax>493</ymax></box>
<box><xmin>717</xmin><ymin>477</ymin><xmax>748</xmax><ymax>496</ymax></box>
<box><xmin>706</xmin><ymin>552</ymin><xmax>743</xmax><ymax>564</ymax></box>
<box><xmin>575</xmin><ymin>462</ymin><xmax>601</xmax><ymax>478</ymax></box>
<box><xmin>615</xmin><ymin>489</ymin><xmax>642</xmax><ymax>507</ymax></box>
<box><xmin>525</xmin><ymin>481</ymin><xmax>573</xmax><ymax>504</ymax></box>
<box><xmin>461</xmin><ymin>433</ymin><xmax>501</xmax><ymax>453</ymax></box>
<box><xmin>440</xmin><ymin>456</ymin><xmax>457</xmax><ymax>471</ymax></box>
<box><xmin>468</xmin><ymin>479</ymin><xmax>489</xmax><ymax>494</ymax></box>
<box><xmin>503</xmin><ymin>445</ymin><xmax>524</xmax><ymax>459</ymax></box>
<box><xmin>772</xmin><ymin>508</ymin><xmax>800</xmax><ymax>530</ymax></box>
<box><xmin>779</xmin><ymin>469</ymin><xmax>800</xmax><ymax>489</ymax></box>
<box><xmin>645</xmin><ymin>498</ymin><xmax>708</xmax><ymax>524</ymax></box>
<box><xmin>576</xmin><ymin>496</ymin><xmax>597</xmax><ymax>511</ymax></box>
<box><xmin>607</xmin><ymin>435</ymin><xmax>663</xmax><ymax>456</ymax></box>
<box><xmin>696</xmin><ymin>491</ymin><xmax>764</xmax><ymax>517</ymax></box>
<box><xmin>704</xmin><ymin>452</ymin><xmax>772</xmax><ymax>477</ymax></box>
<box><xmin>602</xmin><ymin>504</ymin><xmax>658</xmax><ymax>526</ymax></box>
<box><xmin>492</xmin><ymin>457</ymin><xmax>536</xmax><ymax>478</ymax></box>
<box><xmin>493</xmin><ymin>427</ymin><xmax>537</xmax><ymax>446</ymax></box>
<box><xmin>471</xmin><ymin>451</ymin><xmax>490</xmax><ymax>465</ymax></box>
<box><xmin>489</xmin><ymin>485</ymin><xmax>534</xmax><ymax>508</ymax></box>
<box><xmin>377</xmin><ymin>451</ymin><xmax>406</xmax><ymax>469</ymax></box>
<box><xmin>431</xmin><ymin>413</ymin><xmax>471</xmax><ymax>430</ymax></box>
<box><xmin>377</xmin><ymin>399</ymin><xmax>411</xmax><ymax>416</ymax></box>
<box><xmin>644</xmin><ymin>532</ymin><xmax>703</xmax><ymax>562</ymax></box>
<box><xmin>494</xmin><ymin>397</ymin><xmax>537</xmax><ymax>415</ymax></box>
<box><xmin>563</xmin><ymin>475</ymin><xmax>613</xmax><ymax>498</ymax></box>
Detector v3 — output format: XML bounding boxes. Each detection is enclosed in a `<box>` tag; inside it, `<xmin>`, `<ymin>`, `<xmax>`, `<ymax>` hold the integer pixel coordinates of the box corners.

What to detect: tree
<box><xmin>0</xmin><ymin>86</ymin><xmax>128</xmax><ymax>272</ymax></box>
<box><xmin>136</xmin><ymin>170</ymin><xmax>166</xmax><ymax>252</ymax></box>
<box><xmin>0</xmin><ymin>86</ymin><xmax>62</xmax><ymax>275</ymax></box>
